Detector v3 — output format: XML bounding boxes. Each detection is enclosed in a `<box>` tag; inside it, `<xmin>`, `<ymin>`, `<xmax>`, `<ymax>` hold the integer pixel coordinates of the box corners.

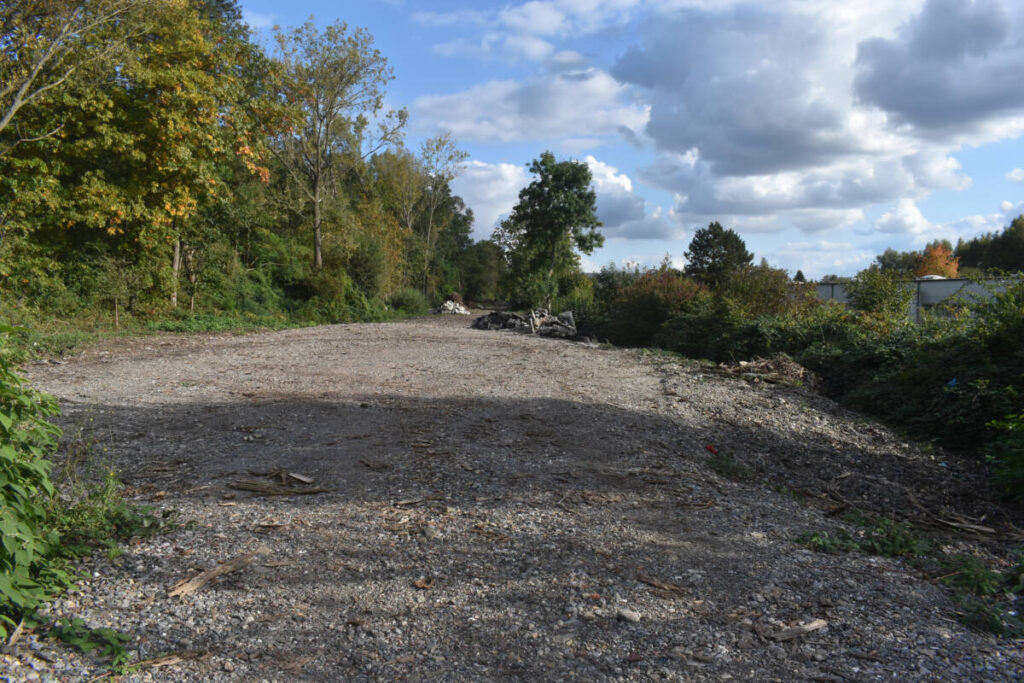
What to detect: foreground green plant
<box><xmin>0</xmin><ymin>325</ymin><xmax>65</xmax><ymax>639</ymax></box>
<box><xmin>49</xmin><ymin>617</ymin><xmax>133</xmax><ymax>673</ymax></box>
<box><xmin>0</xmin><ymin>326</ymin><xmax>175</xmax><ymax>650</ymax></box>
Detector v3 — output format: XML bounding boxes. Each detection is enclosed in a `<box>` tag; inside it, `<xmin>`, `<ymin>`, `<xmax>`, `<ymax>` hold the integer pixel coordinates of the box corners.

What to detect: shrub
<box><xmin>988</xmin><ymin>410</ymin><xmax>1024</xmax><ymax>501</ymax></box>
<box><xmin>606</xmin><ymin>270</ymin><xmax>708</xmax><ymax>347</ymax></box>
<box><xmin>845</xmin><ymin>267</ymin><xmax>912</xmax><ymax>317</ymax></box>
<box><xmin>346</xmin><ymin>235</ymin><xmax>388</xmax><ymax>299</ymax></box>
<box><xmin>0</xmin><ymin>326</ymin><xmax>65</xmax><ymax>639</ymax></box>
<box><xmin>390</xmin><ymin>288</ymin><xmax>430</xmax><ymax>315</ymax></box>
<box><xmin>720</xmin><ymin>263</ymin><xmax>797</xmax><ymax>318</ymax></box>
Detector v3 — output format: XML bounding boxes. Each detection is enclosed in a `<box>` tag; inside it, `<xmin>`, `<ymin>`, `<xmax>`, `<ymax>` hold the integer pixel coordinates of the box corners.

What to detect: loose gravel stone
<box><xmin>9</xmin><ymin>314</ymin><xmax>1023</xmax><ymax>681</ymax></box>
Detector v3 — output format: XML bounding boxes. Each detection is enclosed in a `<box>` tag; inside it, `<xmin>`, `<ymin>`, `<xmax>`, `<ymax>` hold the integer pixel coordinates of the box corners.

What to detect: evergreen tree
<box><xmin>683</xmin><ymin>221</ymin><xmax>753</xmax><ymax>287</ymax></box>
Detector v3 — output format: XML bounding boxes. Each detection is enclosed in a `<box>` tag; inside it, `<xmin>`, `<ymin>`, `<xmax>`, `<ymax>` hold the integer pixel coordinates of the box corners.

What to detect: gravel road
<box><xmin>7</xmin><ymin>314</ymin><xmax>1024</xmax><ymax>681</ymax></box>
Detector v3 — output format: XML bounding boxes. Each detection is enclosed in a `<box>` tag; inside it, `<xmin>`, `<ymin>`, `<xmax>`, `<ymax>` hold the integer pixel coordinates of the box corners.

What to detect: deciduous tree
<box><xmin>493</xmin><ymin>151</ymin><xmax>602</xmax><ymax>308</ymax></box>
<box><xmin>266</xmin><ymin>20</ymin><xmax>406</xmax><ymax>270</ymax></box>
<box><xmin>916</xmin><ymin>242</ymin><xmax>959</xmax><ymax>278</ymax></box>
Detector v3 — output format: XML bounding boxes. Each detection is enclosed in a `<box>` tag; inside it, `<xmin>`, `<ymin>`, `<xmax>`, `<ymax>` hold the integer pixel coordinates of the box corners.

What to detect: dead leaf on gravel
<box><xmin>412</xmin><ymin>576</ymin><xmax>434</xmax><ymax>590</ymax></box>
<box><xmin>360</xmin><ymin>458</ymin><xmax>391</xmax><ymax>472</ymax></box>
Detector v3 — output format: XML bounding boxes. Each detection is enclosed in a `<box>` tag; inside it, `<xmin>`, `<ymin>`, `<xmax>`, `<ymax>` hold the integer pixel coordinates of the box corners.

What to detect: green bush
<box><xmin>389</xmin><ymin>288</ymin><xmax>430</xmax><ymax>315</ymax></box>
<box><xmin>0</xmin><ymin>326</ymin><xmax>65</xmax><ymax>639</ymax></box>
<box><xmin>989</xmin><ymin>410</ymin><xmax>1024</xmax><ymax>501</ymax></box>
<box><xmin>845</xmin><ymin>267</ymin><xmax>913</xmax><ymax>316</ymax></box>
<box><xmin>606</xmin><ymin>270</ymin><xmax>709</xmax><ymax>347</ymax></box>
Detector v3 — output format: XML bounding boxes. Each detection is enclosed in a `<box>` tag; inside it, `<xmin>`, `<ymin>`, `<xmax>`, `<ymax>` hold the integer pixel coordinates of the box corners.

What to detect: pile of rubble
<box><xmin>472</xmin><ymin>308</ymin><xmax>584</xmax><ymax>340</ymax></box>
<box><xmin>434</xmin><ymin>299</ymin><xmax>472</xmax><ymax>315</ymax></box>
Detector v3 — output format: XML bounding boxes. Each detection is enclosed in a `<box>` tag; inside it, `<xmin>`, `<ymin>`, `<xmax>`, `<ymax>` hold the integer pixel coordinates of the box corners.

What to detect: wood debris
<box><xmin>168</xmin><ymin>546</ymin><xmax>270</xmax><ymax>597</ymax></box>
<box><xmin>636</xmin><ymin>570</ymin><xmax>688</xmax><ymax>598</ymax></box>
<box><xmin>471</xmin><ymin>521</ymin><xmax>511</xmax><ymax>543</ymax></box>
<box><xmin>771</xmin><ymin>618</ymin><xmax>828</xmax><ymax>641</ymax></box>
<box><xmin>360</xmin><ymin>458</ymin><xmax>391</xmax><ymax>472</ymax></box>
<box><xmin>228</xmin><ymin>480</ymin><xmax>330</xmax><ymax>496</ymax></box>
<box><xmin>412</xmin><ymin>576</ymin><xmax>434</xmax><ymax>590</ymax></box>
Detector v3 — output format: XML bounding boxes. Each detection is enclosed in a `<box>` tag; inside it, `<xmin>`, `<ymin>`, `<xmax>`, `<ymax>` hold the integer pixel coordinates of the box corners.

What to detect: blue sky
<box><xmin>239</xmin><ymin>0</ymin><xmax>1024</xmax><ymax>278</ymax></box>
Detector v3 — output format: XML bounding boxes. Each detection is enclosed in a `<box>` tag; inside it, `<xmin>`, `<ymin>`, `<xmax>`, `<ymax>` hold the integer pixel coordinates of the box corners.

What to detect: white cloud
<box><xmin>584</xmin><ymin>156</ymin><xmax>682</xmax><ymax>239</ymax></box>
<box><xmin>450</xmin><ymin>161</ymin><xmax>529</xmax><ymax>238</ymax></box>
<box><xmin>242</xmin><ymin>11</ymin><xmax>275</xmax><ymax>29</ymax></box>
<box><xmin>1007</xmin><ymin>168</ymin><xmax>1024</xmax><ymax>183</ymax></box>
<box><xmin>502</xmin><ymin>34</ymin><xmax>556</xmax><ymax>61</ymax></box>
<box><xmin>1000</xmin><ymin>200</ymin><xmax>1024</xmax><ymax>218</ymax></box>
<box><xmin>874</xmin><ymin>198</ymin><xmax>933</xmax><ymax>235</ymax></box>
<box><xmin>501</xmin><ymin>1</ymin><xmax>566</xmax><ymax>35</ymax></box>
<box><xmin>771</xmin><ymin>240</ymin><xmax>876</xmax><ymax>279</ymax></box>
<box><xmin>414</xmin><ymin>70</ymin><xmax>648</xmax><ymax>144</ymax></box>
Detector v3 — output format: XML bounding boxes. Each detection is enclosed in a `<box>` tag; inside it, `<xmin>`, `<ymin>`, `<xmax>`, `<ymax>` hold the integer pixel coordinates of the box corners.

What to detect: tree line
<box><xmin>0</xmin><ymin>0</ymin><xmax>513</xmax><ymax>327</ymax></box>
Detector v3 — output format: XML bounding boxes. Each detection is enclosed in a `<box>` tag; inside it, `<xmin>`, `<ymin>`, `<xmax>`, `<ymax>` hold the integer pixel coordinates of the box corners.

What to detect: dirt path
<box><xmin>11</xmin><ymin>316</ymin><xmax>1024</xmax><ymax>681</ymax></box>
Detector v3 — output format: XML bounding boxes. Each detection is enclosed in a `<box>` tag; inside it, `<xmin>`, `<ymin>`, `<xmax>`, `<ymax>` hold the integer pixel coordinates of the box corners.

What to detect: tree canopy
<box><xmin>493</xmin><ymin>151</ymin><xmax>603</xmax><ymax>307</ymax></box>
<box><xmin>683</xmin><ymin>221</ymin><xmax>753</xmax><ymax>287</ymax></box>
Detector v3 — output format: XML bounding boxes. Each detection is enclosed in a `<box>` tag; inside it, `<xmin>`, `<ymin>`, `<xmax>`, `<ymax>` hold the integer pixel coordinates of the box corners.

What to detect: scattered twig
<box><xmin>636</xmin><ymin>570</ymin><xmax>688</xmax><ymax>598</ymax></box>
<box><xmin>771</xmin><ymin>618</ymin><xmax>828</xmax><ymax>641</ymax></box>
<box><xmin>227</xmin><ymin>480</ymin><xmax>330</xmax><ymax>496</ymax></box>
<box><xmin>169</xmin><ymin>546</ymin><xmax>270</xmax><ymax>597</ymax></box>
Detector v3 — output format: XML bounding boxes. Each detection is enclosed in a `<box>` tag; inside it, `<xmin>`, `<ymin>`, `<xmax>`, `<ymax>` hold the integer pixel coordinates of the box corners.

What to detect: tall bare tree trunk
<box><xmin>313</xmin><ymin>189</ymin><xmax>323</xmax><ymax>270</ymax></box>
<box><xmin>171</xmin><ymin>236</ymin><xmax>181</xmax><ymax>307</ymax></box>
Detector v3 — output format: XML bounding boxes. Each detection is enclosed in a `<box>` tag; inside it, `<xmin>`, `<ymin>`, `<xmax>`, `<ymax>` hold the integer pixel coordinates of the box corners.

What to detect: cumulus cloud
<box><xmin>500</xmin><ymin>1</ymin><xmax>567</xmax><ymax>35</ymax></box>
<box><xmin>584</xmin><ymin>156</ymin><xmax>682</xmax><ymax>239</ymax></box>
<box><xmin>612</xmin><ymin>7</ymin><xmax>863</xmax><ymax>176</ymax></box>
<box><xmin>874</xmin><ymin>199</ymin><xmax>933</xmax><ymax>235</ymax></box>
<box><xmin>450</xmin><ymin>161</ymin><xmax>529</xmax><ymax>238</ymax></box>
<box><xmin>771</xmin><ymin>240</ymin><xmax>876</xmax><ymax>279</ymax></box>
<box><xmin>414</xmin><ymin>69</ymin><xmax>648</xmax><ymax>144</ymax></box>
<box><xmin>1007</xmin><ymin>168</ymin><xmax>1024</xmax><ymax>183</ymax></box>
<box><xmin>854</xmin><ymin>0</ymin><xmax>1024</xmax><ymax>133</ymax></box>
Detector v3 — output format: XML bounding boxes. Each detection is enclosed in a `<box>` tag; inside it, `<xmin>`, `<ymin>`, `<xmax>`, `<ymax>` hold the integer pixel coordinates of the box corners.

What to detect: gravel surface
<box><xmin>7</xmin><ymin>314</ymin><xmax>1024</xmax><ymax>681</ymax></box>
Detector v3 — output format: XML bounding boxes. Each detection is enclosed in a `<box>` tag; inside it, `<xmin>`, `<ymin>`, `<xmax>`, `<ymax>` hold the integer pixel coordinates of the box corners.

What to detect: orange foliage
<box><xmin>915</xmin><ymin>243</ymin><xmax>959</xmax><ymax>278</ymax></box>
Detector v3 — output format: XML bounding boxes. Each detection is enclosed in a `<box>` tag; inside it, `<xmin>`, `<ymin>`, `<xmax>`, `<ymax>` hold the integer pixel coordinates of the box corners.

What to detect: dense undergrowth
<box><xmin>564</xmin><ymin>264</ymin><xmax>1024</xmax><ymax>501</ymax></box>
<box><xmin>0</xmin><ymin>326</ymin><xmax>169</xmax><ymax>654</ymax></box>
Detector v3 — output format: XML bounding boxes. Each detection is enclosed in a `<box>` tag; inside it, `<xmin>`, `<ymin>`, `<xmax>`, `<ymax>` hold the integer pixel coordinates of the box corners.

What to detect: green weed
<box><xmin>49</xmin><ymin>617</ymin><xmax>134</xmax><ymax>673</ymax></box>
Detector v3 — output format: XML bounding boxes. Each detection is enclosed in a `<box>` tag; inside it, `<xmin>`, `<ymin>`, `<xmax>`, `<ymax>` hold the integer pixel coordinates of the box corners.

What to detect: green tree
<box><xmin>846</xmin><ymin>266</ymin><xmax>912</xmax><ymax>317</ymax></box>
<box><xmin>684</xmin><ymin>221</ymin><xmax>753</xmax><ymax>287</ymax></box>
<box><xmin>0</xmin><ymin>0</ymin><xmax>140</xmax><ymax>154</ymax></box>
<box><xmin>874</xmin><ymin>247</ymin><xmax>920</xmax><ymax>275</ymax></box>
<box><xmin>265</xmin><ymin>20</ymin><xmax>406</xmax><ymax>270</ymax></box>
<box><xmin>459</xmin><ymin>240</ymin><xmax>507</xmax><ymax>303</ymax></box>
<box><xmin>794</xmin><ymin>269</ymin><xmax>806</xmax><ymax>283</ymax></box>
<box><xmin>418</xmin><ymin>133</ymin><xmax>468</xmax><ymax>295</ymax></box>
<box><xmin>493</xmin><ymin>151</ymin><xmax>603</xmax><ymax>308</ymax></box>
